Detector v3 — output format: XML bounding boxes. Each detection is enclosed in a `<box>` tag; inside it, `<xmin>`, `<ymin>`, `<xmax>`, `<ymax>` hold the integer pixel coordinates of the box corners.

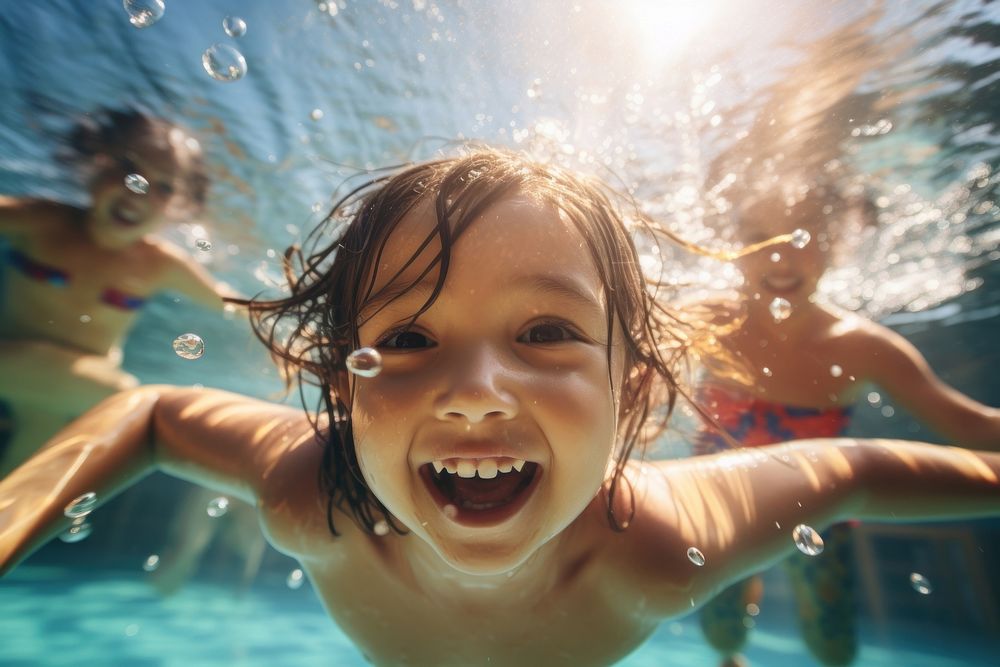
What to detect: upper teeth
<box><xmin>432</xmin><ymin>457</ymin><xmax>526</xmax><ymax>479</ymax></box>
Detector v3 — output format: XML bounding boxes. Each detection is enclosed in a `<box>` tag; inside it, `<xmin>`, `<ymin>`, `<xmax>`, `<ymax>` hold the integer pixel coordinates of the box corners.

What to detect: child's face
<box><xmin>350</xmin><ymin>193</ymin><xmax>625</xmax><ymax>575</ymax></box>
<box><xmin>736</xmin><ymin>194</ymin><xmax>829</xmax><ymax>301</ymax></box>
<box><xmin>85</xmin><ymin>130</ymin><xmax>195</xmax><ymax>249</ymax></box>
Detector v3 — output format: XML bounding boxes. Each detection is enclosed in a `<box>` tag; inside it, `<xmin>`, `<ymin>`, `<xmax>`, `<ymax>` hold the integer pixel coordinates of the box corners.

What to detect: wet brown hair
<box><xmin>240</xmin><ymin>147</ymin><xmax>699</xmax><ymax>536</ymax></box>
<box><xmin>68</xmin><ymin>108</ymin><xmax>209</xmax><ymax>206</ymax></box>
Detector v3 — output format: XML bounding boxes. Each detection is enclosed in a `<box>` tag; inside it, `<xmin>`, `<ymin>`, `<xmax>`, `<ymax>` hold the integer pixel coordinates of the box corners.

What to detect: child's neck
<box><xmin>399</xmin><ymin>525</ymin><xmax>576</xmax><ymax>610</ymax></box>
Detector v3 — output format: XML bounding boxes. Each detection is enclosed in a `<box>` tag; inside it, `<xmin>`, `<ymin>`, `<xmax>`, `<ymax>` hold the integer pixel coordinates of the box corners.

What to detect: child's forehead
<box><xmin>366</xmin><ymin>191</ymin><xmax>601</xmax><ymax>304</ymax></box>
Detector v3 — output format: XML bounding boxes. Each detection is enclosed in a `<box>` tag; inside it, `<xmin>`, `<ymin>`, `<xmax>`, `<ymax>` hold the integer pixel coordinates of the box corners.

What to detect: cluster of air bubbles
<box><xmin>64</xmin><ymin>492</ymin><xmax>98</xmax><ymax>519</ymax></box>
<box><xmin>830</xmin><ymin>364</ymin><xmax>843</xmax><ymax>378</ymax></box>
<box><xmin>172</xmin><ymin>333</ymin><xmax>205</xmax><ymax>359</ymax></box>
<box><xmin>124</xmin><ymin>173</ymin><xmax>149</xmax><ymax>194</ymax></box>
<box><xmin>195</xmin><ymin>238</ymin><xmax>212</xmax><ymax>251</ymax></box>
<box><xmin>373</xmin><ymin>520</ymin><xmax>390</xmax><ymax>536</ymax></box>
<box><xmin>222</xmin><ymin>16</ymin><xmax>246</xmax><ymax>37</ymax></box>
<box><xmin>310</xmin><ymin>108</ymin><xmax>324</xmax><ymax>121</ymax></box>
<box><xmin>526</xmin><ymin>78</ymin><xmax>543</xmax><ymax>99</ymax></box>
<box><xmin>346</xmin><ymin>347</ymin><xmax>383</xmax><ymax>378</ymax></box>
<box><xmin>123</xmin><ymin>0</ymin><xmax>165</xmax><ymax>28</ymax></box>
<box><xmin>142</xmin><ymin>554</ymin><xmax>161</xmax><ymax>572</ymax></box>
<box><xmin>790</xmin><ymin>229</ymin><xmax>811</xmax><ymax>249</ymax></box>
<box><xmin>769</xmin><ymin>297</ymin><xmax>792</xmax><ymax>322</ymax></box>
<box><xmin>287</xmin><ymin>568</ymin><xmax>305</xmax><ymax>589</ymax></box>
<box><xmin>686</xmin><ymin>547</ymin><xmax>706</xmax><ymax>567</ymax></box>
<box><xmin>206</xmin><ymin>496</ymin><xmax>230</xmax><ymax>518</ymax></box>
<box><xmin>202</xmin><ymin>44</ymin><xmax>247</xmax><ymax>82</ymax></box>
<box><xmin>850</xmin><ymin>119</ymin><xmax>893</xmax><ymax>137</ymax></box>
<box><xmin>792</xmin><ymin>524</ymin><xmax>824</xmax><ymax>556</ymax></box>
<box><xmin>909</xmin><ymin>572</ymin><xmax>932</xmax><ymax>595</ymax></box>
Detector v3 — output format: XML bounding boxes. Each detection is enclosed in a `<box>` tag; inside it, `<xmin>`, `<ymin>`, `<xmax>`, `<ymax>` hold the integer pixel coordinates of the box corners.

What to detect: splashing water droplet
<box><xmin>373</xmin><ymin>520</ymin><xmax>390</xmax><ymax>536</ymax></box>
<box><xmin>686</xmin><ymin>547</ymin><xmax>706</xmax><ymax>567</ymax></box>
<box><xmin>124</xmin><ymin>173</ymin><xmax>149</xmax><ymax>194</ymax></box>
<box><xmin>172</xmin><ymin>333</ymin><xmax>205</xmax><ymax>360</ymax></box>
<box><xmin>769</xmin><ymin>297</ymin><xmax>792</xmax><ymax>322</ymax></box>
<box><xmin>830</xmin><ymin>364</ymin><xmax>843</xmax><ymax>377</ymax></box>
<box><xmin>195</xmin><ymin>238</ymin><xmax>212</xmax><ymax>251</ymax></box>
<box><xmin>769</xmin><ymin>252</ymin><xmax>781</xmax><ymax>263</ymax></box>
<box><xmin>206</xmin><ymin>496</ymin><xmax>230</xmax><ymax>518</ymax></box>
<box><xmin>123</xmin><ymin>0</ymin><xmax>165</xmax><ymax>28</ymax></box>
<box><xmin>791</xmin><ymin>229</ymin><xmax>811</xmax><ymax>249</ymax></box>
<box><xmin>286</xmin><ymin>568</ymin><xmax>305</xmax><ymax>589</ymax></box>
<box><xmin>222</xmin><ymin>15</ymin><xmax>246</xmax><ymax>37</ymax></box>
<box><xmin>909</xmin><ymin>572</ymin><xmax>932</xmax><ymax>595</ymax></box>
<box><xmin>792</xmin><ymin>524</ymin><xmax>824</xmax><ymax>556</ymax></box>
<box><xmin>202</xmin><ymin>44</ymin><xmax>247</xmax><ymax>82</ymax></box>
<box><xmin>310</xmin><ymin>108</ymin><xmax>324</xmax><ymax>121</ymax></box>
<box><xmin>346</xmin><ymin>347</ymin><xmax>383</xmax><ymax>378</ymax></box>
<box><xmin>142</xmin><ymin>554</ymin><xmax>160</xmax><ymax>572</ymax></box>
<box><xmin>59</xmin><ymin>518</ymin><xmax>93</xmax><ymax>543</ymax></box>
<box><xmin>65</xmin><ymin>492</ymin><xmax>98</xmax><ymax>519</ymax></box>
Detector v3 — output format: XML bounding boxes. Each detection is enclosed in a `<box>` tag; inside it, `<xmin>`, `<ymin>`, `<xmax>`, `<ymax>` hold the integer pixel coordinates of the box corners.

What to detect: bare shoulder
<box><xmin>141</xmin><ymin>236</ymin><xmax>192</xmax><ymax>268</ymax></box>
<box><xmin>590</xmin><ymin>462</ymin><xmax>699</xmax><ymax>616</ymax></box>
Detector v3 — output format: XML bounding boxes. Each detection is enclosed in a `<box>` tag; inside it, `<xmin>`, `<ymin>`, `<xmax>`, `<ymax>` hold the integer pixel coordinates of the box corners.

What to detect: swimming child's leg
<box><xmin>783</xmin><ymin>523</ymin><xmax>857</xmax><ymax>666</ymax></box>
<box><xmin>699</xmin><ymin>575</ymin><xmax>764</xmax><ymax>662</ymax></box>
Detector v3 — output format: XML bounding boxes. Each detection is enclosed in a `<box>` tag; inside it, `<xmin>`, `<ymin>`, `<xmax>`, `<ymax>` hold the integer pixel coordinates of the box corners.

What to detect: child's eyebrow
<box><xmin>361</xmin><ymin>273</ymin><xmax>603</xmax><ymax>323</ymax></box>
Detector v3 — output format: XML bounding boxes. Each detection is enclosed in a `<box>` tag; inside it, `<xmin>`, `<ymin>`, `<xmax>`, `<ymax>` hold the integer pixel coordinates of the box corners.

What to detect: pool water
<box><xmin>2</xmin><ymin>0</ymin><xmax>999</xmax><ymax>665</ymax></box>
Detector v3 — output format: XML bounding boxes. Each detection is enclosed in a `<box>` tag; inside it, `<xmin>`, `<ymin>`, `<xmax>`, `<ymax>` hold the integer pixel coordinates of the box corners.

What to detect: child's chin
<box><xmin>433</xmin><ymin>540</ymin><xmax>537</xmax><ymax>577</ymax></box>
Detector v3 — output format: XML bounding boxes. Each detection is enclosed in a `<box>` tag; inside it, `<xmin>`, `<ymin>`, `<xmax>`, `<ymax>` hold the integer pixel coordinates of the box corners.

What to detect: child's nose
<box><xmin>433</xmin><ymin>345</ymin><xmax>519</xmax><ymax>424</ymax></box>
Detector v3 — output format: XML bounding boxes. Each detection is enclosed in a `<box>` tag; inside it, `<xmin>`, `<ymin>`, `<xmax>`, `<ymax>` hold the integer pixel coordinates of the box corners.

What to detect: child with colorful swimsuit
<box><xmin>694</xmin><ymin>181</ymin><xmax>1000</xmax><ymax>667</ymax></box>
<box><xmin>1</xmin><ymin>149</ymin><xmax>998</xmax><ymax>666</ymax></box>
<box><xmin>0</xmin><ymin>108</ymin><xmax>233</xmax><ymax>475</ymax></box>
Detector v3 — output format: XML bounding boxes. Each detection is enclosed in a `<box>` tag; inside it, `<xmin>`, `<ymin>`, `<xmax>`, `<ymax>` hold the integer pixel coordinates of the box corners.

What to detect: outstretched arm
<box><xmin>155</xmin><ymin>240</ymin><xmax>242</xmax><ymax>310</ymax></box>
<box><xmin>0</xmin><ymin>385</ymin><xmax>313</xmax><ymax>576</ymax></box>
<box><xmin>860</xmin><ymin>324</ymin><xmax>1000</xmax><ymax>449</ymax></box>
<box><xmin>627</xmin><ymin>439</ymin><xmax>1000</xmax><ymax>616</ymax></box>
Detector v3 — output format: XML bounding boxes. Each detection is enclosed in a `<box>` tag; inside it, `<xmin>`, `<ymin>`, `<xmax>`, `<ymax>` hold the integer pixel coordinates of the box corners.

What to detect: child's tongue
<box><xmin>450</xmin><ymin>473</ymin><xmax>526</xmax><ymax>509</ymax></box>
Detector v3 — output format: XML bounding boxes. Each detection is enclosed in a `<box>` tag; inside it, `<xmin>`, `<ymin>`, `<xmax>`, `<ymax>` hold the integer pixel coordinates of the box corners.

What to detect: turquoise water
<box><xmin>1</xmin><ymin>0</ymin><xmax>999</xmax><ymax>665</ymax></box>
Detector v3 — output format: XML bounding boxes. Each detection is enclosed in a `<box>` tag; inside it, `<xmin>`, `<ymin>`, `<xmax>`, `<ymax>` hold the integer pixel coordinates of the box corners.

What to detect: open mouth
<box><xmin>112</xmin><ymin>204</ymin><xmax>144</xmax><ymax>228</ymax></box>
<box><xmin>762</xmin><ymin>275</ymin><xmax>802</xmax><ymax>294</ymax></box>
<box><xmin>420</xmin><ymin>458</ymin><xmax>541</xmax><ymax>527</ymax></box>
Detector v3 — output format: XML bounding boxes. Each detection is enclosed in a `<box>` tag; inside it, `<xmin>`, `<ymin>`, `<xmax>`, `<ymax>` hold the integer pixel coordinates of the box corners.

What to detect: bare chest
<box><xmin>303</xmin><ymin>548</ymin><xmax>655</xmax><ymax>667</ymax></box>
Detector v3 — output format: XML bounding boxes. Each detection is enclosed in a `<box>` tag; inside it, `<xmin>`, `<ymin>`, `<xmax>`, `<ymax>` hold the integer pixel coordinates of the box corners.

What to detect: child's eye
<box><xmin>376</xmin><ymin>329</ymin><xmax>435</xmax><ymax>350</ymax></box>
<box><xmin>519</xmin><ymin>321</ymin><xmax>580</xmax><ymax>345</ymax></box>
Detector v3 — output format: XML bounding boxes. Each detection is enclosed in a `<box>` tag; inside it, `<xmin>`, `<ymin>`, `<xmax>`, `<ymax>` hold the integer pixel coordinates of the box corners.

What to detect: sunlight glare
<box><xmin>627</xmin><ymin>0</ymin><xmax>723</xmax><ymax>63</ymax></box>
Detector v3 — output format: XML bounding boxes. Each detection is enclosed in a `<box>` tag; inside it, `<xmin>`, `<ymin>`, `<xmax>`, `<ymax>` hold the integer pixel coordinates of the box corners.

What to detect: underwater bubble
<box><xmin>59</xmin><ymin>518</ymin><xmax>92</xmax><ymax>543</ymax></box>
<box><xmin>769</xmin><ymin>297</ymin><xmax>792</xmax><ymax>322</ymax></box>
<box><xmin>373</xmin><ymin>520</ymin><xmax>390</xmax><ymax>536</ymax></box>
<box><xmin>867</xmin><ymin>391</ymin><xmax>881</xmax><ymax>406</ymax></box>
<box><xmin>142</xmin><ymin>554</ymin><xmax>160</xmax><ymax>572</ymax></box>
<box><xmin>79</xmin><ymin>314</ymin><xmax>92</xmax><ymax>324</ymax></box>
<box><xmin>123</xmin><ymin>0</ymin><xmax>165</xmax><ymax>28</ymax></box>
<box><xmin>206</xmin><ymin>496</ymin><xmax>230</xmax><ymax>518</ymax></box>
<box><xmin>686</xmin><ymin>547</ymin><xmax>705</xmax><ymax>567</ymax></box>
<box><xmin>346</xmin><ymin>347</ymin><xmax>383</xmax><ymax>378</ymax></box>
<box><xmin>746</xmin><ymin>603</ymin><xmax>760</xmax><ymax>616</ymax></box>
<box><xmin>310</xmin><ymin>108</ymin><xmax>324</xmax><ymax>121</ymax></box>
<box><xmin>792</xmin><ymin>524</ymin><xmax>824</xmax><ymax>556</ymax></box>
<box><xmin>172</xmin><ymin>333</ymin><xmax>205</xmax><ymax>360</ymax></box>
<box><xmin>64</xmin><ymin>492</ymin><xmax>98</xmax><ymax>519</ymax></box>
<box><xmin>830</xmin><ymin>364</ymin><xmax>843</xmax><ymax>378</ymax></box>
<box><xmin>762</xmin><ymin>367</ymin><xmax>772</xmax><ymax>377</ymax></box>
<box><xmin>124</xmin><ymin>173</ymin><xmax>149</xmax><ymax>194</ymax></box>
<box><xmin>881</xmin><ymin>406</ymin><xmax>895</xmax><ymax>418</ymax></box>
<box><xmin>791</xmin><ymin>229</ymin><xmax>811</xmax><ymax>249</ymax></box>
<box><xmin>195</xmin><ymin>238</ymin><xmax>212</xmax><ymax>251</ymax></box>
<box><xmin>202</xmin><ymin>43</ymin><xmax>247</xmax><ymax>82</ymax></box>
<box><xmin>443</xmin><ymin>504</ymin><xmax>458</xmax><ymax>520</ymax></box>
<box><xmin>222</xmin><ymin>15</ymin><xmax>246</xmax><ymax>37</ymax></box>
<box><xmin>770</xmin><ymin>252</ymin><xmax>781</xmax><ymax>263</ymax></box>
<box><xmin>286</xmin><ymin>568</ymin><xmax>305</xmax><ymax>589</ymax></box>
<box><xmin>909</xmin><ymin>572</ymin><xmax>932</xmax><ymax>595</ymax></box>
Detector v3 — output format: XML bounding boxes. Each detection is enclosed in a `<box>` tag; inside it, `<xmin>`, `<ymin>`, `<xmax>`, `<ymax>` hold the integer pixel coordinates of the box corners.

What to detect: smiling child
<box><xmin>1</xmin><ymin>149</ymin><xmax>998</xmax><ymax>666</ymax></box>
